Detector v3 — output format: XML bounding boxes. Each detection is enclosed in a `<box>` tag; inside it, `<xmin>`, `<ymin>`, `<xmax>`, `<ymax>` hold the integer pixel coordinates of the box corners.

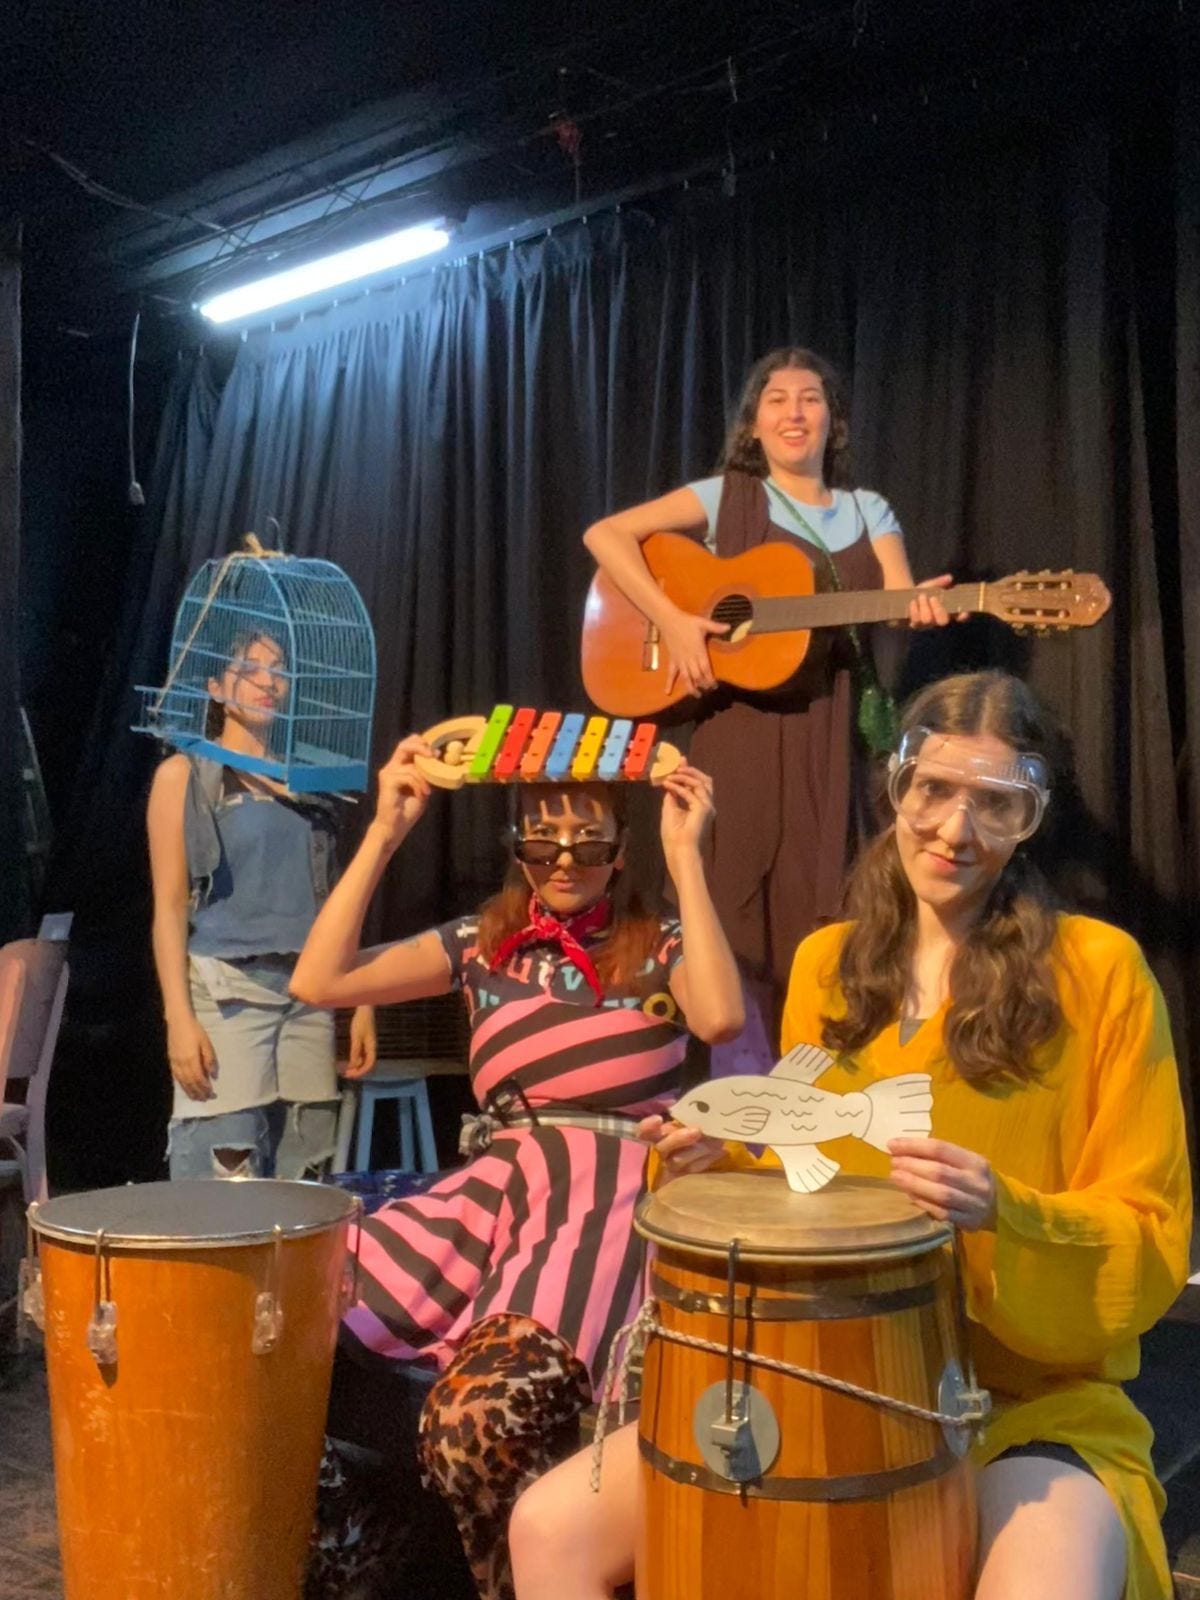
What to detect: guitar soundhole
<box><xmin>711</xmin><ymin>593</ymin><xmax>754</xmax><ymax>633</ymax></box>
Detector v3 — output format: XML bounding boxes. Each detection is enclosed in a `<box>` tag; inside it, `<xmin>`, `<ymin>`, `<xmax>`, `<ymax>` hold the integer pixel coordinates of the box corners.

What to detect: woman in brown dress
<box><xmin>582</xmin><ymin>347</ymin><xmax>952</xmax><ymax>1061</ymax></box>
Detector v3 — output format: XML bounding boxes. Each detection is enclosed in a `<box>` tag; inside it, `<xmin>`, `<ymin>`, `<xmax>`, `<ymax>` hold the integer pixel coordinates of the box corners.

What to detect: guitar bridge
<box><xmin>641</xmin><ymin>621</ymin><xmax>660</xmax><ymax>674</ymax></box>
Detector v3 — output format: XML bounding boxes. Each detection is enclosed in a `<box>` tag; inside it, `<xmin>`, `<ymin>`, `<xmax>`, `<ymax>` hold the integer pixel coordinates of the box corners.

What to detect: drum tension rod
<box><xmin>86</xmin><ymin>1229</ymin><xmax>118</xmax><ymax>1367</ymax></box>
<box><xmin>252</xmin><ymin>1225</ymin><xmax>286</xmax><ymax>1355</ymax></box>
<box><xmin>708</xmin><ymin>1237</ymin><xmax>763</xmax><ymax>1481</ymax></box>
<box><xmin>950</xmin><ymin>1229</ymin><xmax>990</xmax><ymax>1423</ymax></box>
<box><xmin>17</xmin><ymin>1205</ymin><xmax>44</xmax><ymax>1340</ymax></box>
<box><xmin>724</xmin><ymin>1238</ymin><xmax>740</xmax><ymax>1423</ymax></box>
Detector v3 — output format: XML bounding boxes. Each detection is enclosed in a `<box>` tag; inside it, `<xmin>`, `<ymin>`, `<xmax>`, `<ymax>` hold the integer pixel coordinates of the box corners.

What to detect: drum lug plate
<box><xmin>252</xmin><ymin>1290</ymin><xmax>284</xmax><ymax>1354</ymax></box>
<box><xmin>939</xmin><ymin>1359</ymin><xmax>987</xmax><ymax>1456</ymax></box>
<box><xmin>693</xmin><ymin>1381</ymin><xmax>781</xmax><ymax>1483</ymax></box>
<box><xmin>18</xmin><ymin>1258</ymin><xmax>44</xmax><ymax>1333</ymax></box>
<box><xmin>86</xmin><ymin>1300</ymin><xmax>118</xmax><ymax>1367</ymax></box>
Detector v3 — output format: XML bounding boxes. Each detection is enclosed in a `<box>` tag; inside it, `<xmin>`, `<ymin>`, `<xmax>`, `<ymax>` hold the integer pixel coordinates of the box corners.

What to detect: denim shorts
<box><xmin>170</xmin><ymin>955</ymin><xmax>337</xmax><ymax>1122</ymax></box>
<box><xmin>167</xmin><ymin>1099</ymin><xmax>340</xmax><ymax>1181</ymax></box>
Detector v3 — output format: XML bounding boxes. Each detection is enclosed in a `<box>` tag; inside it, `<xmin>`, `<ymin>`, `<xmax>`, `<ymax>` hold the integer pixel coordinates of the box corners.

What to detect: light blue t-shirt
<box><xmin>687</xmin><ymin>477</ymin><xmax>901</xmax><ymax>555</ymax></box>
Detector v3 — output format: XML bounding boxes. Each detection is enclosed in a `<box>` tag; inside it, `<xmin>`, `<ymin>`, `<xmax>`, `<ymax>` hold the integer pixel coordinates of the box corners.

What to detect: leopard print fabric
<box><xmin>306</xmin><ymin>1437</ymin><xmax>395</xmax><ymax>1600</ymax></box>
<box><xmin>418</xmin><ymin>1313</ymin><xmax>593</xmax><ymax>1600</ymax></box>
<box><xmin>305</xmin><ymin>1314</ymin><xmax>592</xmax><ymax>1600</ymax></box>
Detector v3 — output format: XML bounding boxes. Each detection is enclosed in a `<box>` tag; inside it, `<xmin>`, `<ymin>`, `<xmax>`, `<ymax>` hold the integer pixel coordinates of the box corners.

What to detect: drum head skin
<box><xmin>30</xmin><ymin>1178</ymin><xmax>356</xmax><ymax>1248</ymax></box>
<box><xmin>637</xmin><ymin>1171</ymin><xmax>950</xmax><ymax>1262</ymax></box>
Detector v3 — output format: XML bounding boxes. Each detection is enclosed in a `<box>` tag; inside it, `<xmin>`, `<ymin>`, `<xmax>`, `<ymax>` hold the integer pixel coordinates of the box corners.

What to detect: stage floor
<box><xmin>0</xmin><ymin>1352</ymin><xmax>60</xmax><ymax>1597</ymax></box>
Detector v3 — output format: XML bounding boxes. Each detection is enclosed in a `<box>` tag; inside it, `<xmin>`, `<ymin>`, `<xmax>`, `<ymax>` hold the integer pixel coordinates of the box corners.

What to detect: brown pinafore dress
<box><xmin>690</xmin><ymin>471</ymin><xmax>883</xmax><ymax>996</ymax></box>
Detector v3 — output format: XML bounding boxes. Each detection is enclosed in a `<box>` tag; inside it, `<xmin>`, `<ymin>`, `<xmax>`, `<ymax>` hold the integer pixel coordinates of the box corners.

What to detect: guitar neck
<box><xmin>750</xmin><ymin>584</ymin><xmax>988</xmax><ymax>634</ymax></box>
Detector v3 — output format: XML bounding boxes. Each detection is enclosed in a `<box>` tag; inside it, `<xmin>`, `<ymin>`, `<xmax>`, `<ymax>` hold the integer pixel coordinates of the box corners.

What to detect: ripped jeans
<box><xmin>168</xmin><ymin>953</ymin><xmax>340</xmax><ymax>1180</ymax></box>
<box><xmin>168</xmin><ymin>1099</ymin><xmax>341</xmax><ymax>1180</ymax></box>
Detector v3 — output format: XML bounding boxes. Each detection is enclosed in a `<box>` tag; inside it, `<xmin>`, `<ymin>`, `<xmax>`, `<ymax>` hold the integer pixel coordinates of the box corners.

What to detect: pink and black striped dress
<box><xmin>341</xmin><ymin>913</ymin><xmax>687</xmax><ymax>1390</ymax></box>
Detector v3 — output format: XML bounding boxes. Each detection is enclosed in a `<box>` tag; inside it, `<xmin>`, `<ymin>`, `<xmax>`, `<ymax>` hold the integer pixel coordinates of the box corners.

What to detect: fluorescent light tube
<box><xmin>198</xmin><ymin>221</ymin><xmax>451</xmax><ymax>324</ymax></box>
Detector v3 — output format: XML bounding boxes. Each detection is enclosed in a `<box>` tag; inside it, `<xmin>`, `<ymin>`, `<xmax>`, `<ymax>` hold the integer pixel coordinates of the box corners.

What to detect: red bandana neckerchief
<box><xmin>488</xmin><ymin>894</ymin><xmax>611</xmax><ymax>1006</ymax></box>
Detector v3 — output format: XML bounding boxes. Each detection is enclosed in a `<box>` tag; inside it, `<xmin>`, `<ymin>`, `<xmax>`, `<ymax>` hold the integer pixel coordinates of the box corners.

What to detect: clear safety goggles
<box><xmin>887</xmin><ymin>728</ymin><xmax>1049</xmax><ymax>845</ymax></box>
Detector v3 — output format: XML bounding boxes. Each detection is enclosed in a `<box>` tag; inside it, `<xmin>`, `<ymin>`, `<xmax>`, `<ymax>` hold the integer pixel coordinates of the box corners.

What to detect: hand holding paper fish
<box><xmin>637</xmin><ymin>1114</ymin><xmax>726</xmax><ymax>1178</ymax></box>
<box><xmin>669</xmin><ymin>1042</ymin><xmax>935</xmax><ymax>1194</ymax></box>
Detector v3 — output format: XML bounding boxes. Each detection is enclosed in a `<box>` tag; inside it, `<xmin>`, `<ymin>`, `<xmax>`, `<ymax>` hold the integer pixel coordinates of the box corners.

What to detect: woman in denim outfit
<box><xmin>147</xmin><ymin>631</ymin><xmax>375</xmax><ymax>1179</ymax></box>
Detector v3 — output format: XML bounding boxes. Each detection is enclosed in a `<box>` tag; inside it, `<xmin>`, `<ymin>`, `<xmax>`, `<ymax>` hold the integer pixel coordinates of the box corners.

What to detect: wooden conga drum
<box><xmin>27</xmin><ymin>1179</ymin><xmax>357</xmax><ymax>1600</ymax></box>
<box><xmin>634</xmin><ymin>1171</ymin><xmax>985</xmax><ymax>1600</ymax></box>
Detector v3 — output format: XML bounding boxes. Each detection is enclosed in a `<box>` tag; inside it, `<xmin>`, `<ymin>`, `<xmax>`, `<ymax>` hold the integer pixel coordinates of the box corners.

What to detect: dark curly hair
<box><xmin>718</xmin><ymin>347</ymin><xmax>852</xmax><ymax>486</ymax></box>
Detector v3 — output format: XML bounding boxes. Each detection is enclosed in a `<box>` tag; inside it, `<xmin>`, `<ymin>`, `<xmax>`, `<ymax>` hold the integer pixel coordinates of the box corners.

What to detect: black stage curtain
<box><xmin>40</xmin><ymin>358</ymin><xmax>220</xmax><ymax>1187</ymax></box>
<box><xmin>0</xmin><ymin>221</ymin><xmax>31</xmax><ymax>944</ymax></box>
<box><xmin>49</xmin><ymin>102</ymin><xmax>1199</xmax><ymax>1182</ymax></box>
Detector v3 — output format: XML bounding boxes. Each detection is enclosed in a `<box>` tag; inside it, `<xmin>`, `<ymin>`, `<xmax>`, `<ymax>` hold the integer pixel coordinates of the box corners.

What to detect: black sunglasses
<box><xmin>511</xmin><ymin>835</ymin><xmax>621</xmax><ymax>867</ymax></box>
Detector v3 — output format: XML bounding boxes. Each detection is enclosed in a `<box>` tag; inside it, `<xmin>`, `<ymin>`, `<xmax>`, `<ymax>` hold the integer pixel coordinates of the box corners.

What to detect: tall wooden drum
<box><xmin>634</xmin><ymin>1171</ymin><xmax>985</xmax><ymax>1600</ymax></box>
<box><xmin>27</xmin><ymin>1179</ymin><xmax>357</xmax><ymax>1600</ymax></box>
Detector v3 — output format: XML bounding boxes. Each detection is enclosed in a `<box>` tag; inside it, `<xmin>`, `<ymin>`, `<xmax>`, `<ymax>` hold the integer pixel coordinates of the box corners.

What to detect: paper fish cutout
<box><xmin>671</xmin><ymin>1042</ymin><xmax>934</xmax><ymax>1194</ymax></box>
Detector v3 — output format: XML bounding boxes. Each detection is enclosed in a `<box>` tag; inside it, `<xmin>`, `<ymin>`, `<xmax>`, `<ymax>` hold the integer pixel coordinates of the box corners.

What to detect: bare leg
<box><xmin>510</xmin><ymin>1421</ymin><xmax>638</xmax><ymax>1600</ymax></box>
<box><xmin>975</xmin><ymin>1456</ymin><xmax>1127</xmax><ymax>1600</ymax></box>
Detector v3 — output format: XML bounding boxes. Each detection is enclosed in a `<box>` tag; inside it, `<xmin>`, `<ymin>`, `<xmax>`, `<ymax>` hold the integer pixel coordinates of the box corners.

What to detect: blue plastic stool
<box><xmin>335</xmin><ymin>1062</ymin><xmax>440</xmax><ymax>1174</ymax></box>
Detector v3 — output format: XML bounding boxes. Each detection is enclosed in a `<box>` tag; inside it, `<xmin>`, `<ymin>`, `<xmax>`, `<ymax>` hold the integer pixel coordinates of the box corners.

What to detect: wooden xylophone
<box><xmin>414</xmin><ymin>707</ymin><xmax>684</xmax><ymax>789</ymax></box>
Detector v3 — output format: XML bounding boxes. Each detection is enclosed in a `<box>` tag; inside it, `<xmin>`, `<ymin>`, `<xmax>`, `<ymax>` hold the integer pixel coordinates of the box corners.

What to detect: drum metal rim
<box><xmin>648</xmin><ymin>1268</ymin><xmax>941</xmax><ymax>1321</ymax></box>
<box><xmin>28</xmin><ymin>1178</ymin><xmax>358</xmax><ymax>1250</ymax></box>
<box><xmin>638</xmin><ymin>1431</ymin><xmax>961</xmax><ymax>1502</ymax></box>
<box><xmin>634</xmin><ymin>1214</ymin><xmax>952</xmax><ymax>1265</ymax></box>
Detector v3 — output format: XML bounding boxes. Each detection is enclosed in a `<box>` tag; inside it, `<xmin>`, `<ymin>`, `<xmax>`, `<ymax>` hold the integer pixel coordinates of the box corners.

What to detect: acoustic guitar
<box><xmin>580</xmin><ymin>532</ymin><xmax>1112</xmax><ymax>717</ymax></box>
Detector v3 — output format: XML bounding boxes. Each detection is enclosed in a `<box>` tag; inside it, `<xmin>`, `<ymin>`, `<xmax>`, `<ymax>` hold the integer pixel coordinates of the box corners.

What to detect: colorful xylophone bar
<box><xmin>414</xmin><ymin>707</ymin><xmax>682</xmax><ymax>789</ymax></box>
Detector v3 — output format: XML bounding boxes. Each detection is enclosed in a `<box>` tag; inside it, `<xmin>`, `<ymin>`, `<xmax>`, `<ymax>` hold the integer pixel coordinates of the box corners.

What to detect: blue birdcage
<box><xmin>133</xmin><ymin>548</ymin><xmax>376</xmax><ymax>793</ymax></box>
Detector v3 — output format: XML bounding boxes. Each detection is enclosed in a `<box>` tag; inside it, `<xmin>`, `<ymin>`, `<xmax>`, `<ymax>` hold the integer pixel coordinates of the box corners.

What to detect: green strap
<box><xmin>763</xmin><ymin>480</ymin><xmax>898</xmax><ymax>755</ymax></box>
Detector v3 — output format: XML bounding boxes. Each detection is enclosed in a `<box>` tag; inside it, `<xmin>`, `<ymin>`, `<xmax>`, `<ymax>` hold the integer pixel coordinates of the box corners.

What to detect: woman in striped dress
<box><xmin>290</xmin><ymin>734</ymin><xmax>743</xmax><ymax>1598</ymax></box>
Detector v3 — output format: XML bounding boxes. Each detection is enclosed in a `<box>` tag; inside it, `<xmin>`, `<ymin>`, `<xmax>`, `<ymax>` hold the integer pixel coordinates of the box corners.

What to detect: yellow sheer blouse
<box><xmin>748</xmin><ymin>914</ymin><xmax>1191</xmax><ymax>1600</ymax></box>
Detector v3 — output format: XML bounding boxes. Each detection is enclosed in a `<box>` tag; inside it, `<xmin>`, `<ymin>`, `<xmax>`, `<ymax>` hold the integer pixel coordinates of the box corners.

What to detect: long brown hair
<box><xmin>474</xmin><ymin>785</ymin><xmax>665</xmax><ymax>991</ymax></box>
<box><xmin>718</xmin><ymin>347</ymin><xmax>852</xmax><ymax>487</ymax></box>
<box><xmin>824</xmin><ymin>671</ymin><xmax>1066</xmax><ymax>1083</ymax></box>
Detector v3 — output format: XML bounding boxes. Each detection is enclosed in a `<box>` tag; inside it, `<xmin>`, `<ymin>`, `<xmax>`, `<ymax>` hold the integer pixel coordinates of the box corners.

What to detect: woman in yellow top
<box><xmin>509</xmin><ymin>669</ymin><xmax>1192</xmax><ymax>1600</ymax></box>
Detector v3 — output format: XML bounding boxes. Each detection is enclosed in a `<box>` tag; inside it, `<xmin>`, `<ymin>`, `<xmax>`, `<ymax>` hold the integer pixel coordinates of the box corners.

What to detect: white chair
<box><xmin>0</xmin><ymin>958</ymin><xmax>25</xmax><ymax>1184</ymax></box>
<box><xmin>0</xmin><ymin>926</ymin><xmax>72</xmax><ymax>1206</ymax></box>
<box><xmin>0</xmin><ymin>925</ymin><xmax>71</xmax><ymax>1337</ymax></box>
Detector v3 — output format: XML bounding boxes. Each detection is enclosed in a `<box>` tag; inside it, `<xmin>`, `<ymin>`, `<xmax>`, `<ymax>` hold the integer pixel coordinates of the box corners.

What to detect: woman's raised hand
<box><xmin>371</xmin><ymin>736</ymin><xmax>435</xmax><ymax>848</ymax></box>
<box><xmin>637</xmin><ymin>1114</ymin><xmax>726</xmax><ymax>1180</ymax></box>
<box><xmin>659</xmin><ymin>763</ymin><xmax>715</xmax><ymax>864</ymax></box>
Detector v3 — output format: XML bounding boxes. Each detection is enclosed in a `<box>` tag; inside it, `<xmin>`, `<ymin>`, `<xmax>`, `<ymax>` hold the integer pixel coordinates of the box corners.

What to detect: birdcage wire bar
<box><xmin>133</xmin><ymin>554</ymin><xmax>376</xmax><ymax>793</ymax></box>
